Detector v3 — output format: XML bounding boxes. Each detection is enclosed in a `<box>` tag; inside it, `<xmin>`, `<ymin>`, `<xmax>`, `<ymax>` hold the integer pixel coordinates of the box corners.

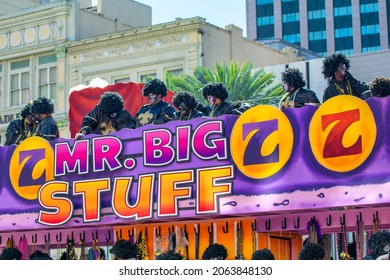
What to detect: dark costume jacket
<box><xmin>33</xmin><ymin>115</ymin><xmax>60</xmax><ymax>141</ymax></box>
<box><xmin>209</xmin><ymin>101</ymin><xmax>238</xmax><ymax>117</ymax></box>
<box><xmin>4</xmin><ymin>118</ymin><xmax>35</xmax><ymax>146</ymax></box>
<box><xmin>323</xmin><ymin>74</ymin><xmax>369</xmax><ymax>103</ymax></box>
<box><xmin>80</xmin><ymin>105</ymin><xmax>132</xmax><ymax>135</ymax></box>
<box><xmin>173</xmin><ymin>109</ymin><xmax>204</xmax><ymax>121</ymax></box>
<box><xmin>196</xmin><ymin>103</ymin><xmax>212</xmax><ymax>116</ymax></box>
<box><xmin>130</xmin><ymin>100</ymin><xmax>175</xmax><ymax>128</ymax></box>
<box><xmin>279</xmin><ymin>88</ymin><xmax>320</xmax><ymax>109</ymax></box>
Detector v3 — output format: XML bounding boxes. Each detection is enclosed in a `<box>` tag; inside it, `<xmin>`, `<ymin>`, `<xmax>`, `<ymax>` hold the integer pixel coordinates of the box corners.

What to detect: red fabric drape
<box><xmin>68</xmin><ymin>82</ymin><xmax>175</xmax><ymax>137</ymax></box>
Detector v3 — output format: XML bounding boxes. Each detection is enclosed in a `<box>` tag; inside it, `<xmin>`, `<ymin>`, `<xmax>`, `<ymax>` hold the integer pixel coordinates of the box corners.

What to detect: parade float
<box><xmin>0</xmin><ymin>81</ymin><xmax>389</xmax><ymax>260</ymax></box>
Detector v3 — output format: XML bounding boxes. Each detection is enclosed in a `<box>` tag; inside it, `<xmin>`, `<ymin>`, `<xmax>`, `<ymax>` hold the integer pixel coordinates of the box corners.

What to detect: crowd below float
<box><xmin>2</xmin><ymin>52</ymin><xmax>390</xmax><ymax>260</ymax></box>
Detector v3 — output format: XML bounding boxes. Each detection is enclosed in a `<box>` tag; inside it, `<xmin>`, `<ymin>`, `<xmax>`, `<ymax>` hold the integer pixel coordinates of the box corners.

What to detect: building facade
<box><xmin>0</xmin><ymin>0</ymin><xmax>146</xmax><ymax>142</ymax></box>
<box><xmin>0</xmin><ymin>0</ymin><xmax>302</xmax><ymax>142</ymax></box>
<box><xmin>247</xmin><ymin>0</ymin><xmax>390</xmax><ymax>56</ymax></box>
<box><xmin>66</xmin><ymin>17</ymin><xmax>300</xmax><ymax>98</ymax></box>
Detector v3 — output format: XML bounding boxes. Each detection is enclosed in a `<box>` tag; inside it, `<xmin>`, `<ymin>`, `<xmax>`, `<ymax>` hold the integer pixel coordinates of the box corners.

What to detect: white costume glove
<box><xmin>75</xmin><ymin>133</ymin><xmax>85</xmax><ymax>140</ymax></box>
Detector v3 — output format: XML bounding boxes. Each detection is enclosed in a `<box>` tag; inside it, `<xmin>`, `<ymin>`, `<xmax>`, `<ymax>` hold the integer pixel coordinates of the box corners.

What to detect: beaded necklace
<box><xmin>23</xmin><ymin>118</ymin><xmax>31</xmax><ymax>138</ymax></box>
<box><xmin>251</xmin><ymin>223</ymin><xmax>257</xmax><ymax>254</ymax></box>
<box><xmin>280</xmin><ymin>88</ymin><xmax>299</xmax><ymax>109</ymax></box>
<box><xmin>334</xmin><ymin>80</ymin><xmax>352</xmax><ymax>95</ymax></box>
<box><xmin>179</xmin><ymin>109</ymin><xmax>192</xmax><ymax>121</ymax></box>
<box><xmin>24</xmin><ymin>118</ymin><xmax>37</xmax><ymax>137</ymax></box>
<box><xmin>373</xmin><ymin>215</ymin><xmax>381</xmax><ymax>233</ymax></box>
<box><xmin>209</xmin><ymin>103</ymin><xmax>222</xmax><ymax>118</ymax></box>
<box><xmin>356</xmin><ymin>217</ymin><xmax>364</xmax><ymax>260</ymax></box>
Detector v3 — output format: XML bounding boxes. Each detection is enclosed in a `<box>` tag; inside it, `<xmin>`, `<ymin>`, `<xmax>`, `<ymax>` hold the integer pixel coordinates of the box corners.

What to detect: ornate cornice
<box><xmin>0</xmin><ymin>5</ymin><xmax>71</xmax><ymax>30</ymax></box>
<box><xmin>70</xmin><ymin>33</ymin><xmax>197</xmax><ymax>64</ymax></box>
<box><xmin>67</xmin><ymin>19</ymin><xmax>206</xmax><ymax>53</ymax></box>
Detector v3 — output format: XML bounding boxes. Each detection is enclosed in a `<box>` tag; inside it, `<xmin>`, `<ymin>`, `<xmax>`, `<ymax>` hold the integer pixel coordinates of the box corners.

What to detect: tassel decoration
<box><xmin>306</xmin><ymin>218</ymin><xmax>321</xmax><ymax>244</ymax></box>
<box><xmin>356</xmin><ymin>219</ymin><xmax>364</xmax><ymax>260</ymax></box>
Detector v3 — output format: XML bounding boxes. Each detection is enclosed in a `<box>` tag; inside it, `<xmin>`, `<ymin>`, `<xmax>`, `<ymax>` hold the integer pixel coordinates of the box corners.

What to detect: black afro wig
<box><xmin>155</xmin><ymin>250</ymin><xmax>184</xmax><ymax>260</ymax></box>
<box><xmin>20</xmin><ymin>102</ymin><xmax>33</xmax><ymax>118</ymax></box>
<box><xmin>322</xmin><ymin>52</ymin><xmax>351</xmax><ymax>79</ymax></box>
<box><xmin>282</xmin><ymin>68</ymin><xmax>306</xmax><ymax>89</ymax></box>
<box><xmin>31</xmin><ymin>96</ymin><xmax>54</xmax><ymax>115</ymax></box>
<box><xmin>370</xmin><ymin>76</ymin><xmax>390</xmax><ymax>98</ymax></box>
<box><xmin>367</xmin><ymin>231</ymin><xmax>390</xmax><ymax>259</ymax></box>
<box><xmin>251</xmin><ymin>248</ymin><xmax>275</xmax><ymax>260</ymax></box>
<box><xmin>0</xmin><ymin>247</ymin><xmax>23</xmax><ymax>260</ymax></box>
<box><xmin>202</xmin><ymin>243</ymin><xmax>228</xmax><ymax>260</ymax></box>
<box><xmin>29</xmin><ymin>250</ymin><xmax>52</xmax><ymax>260</ymax></box>
<box><xmin>202</xmin><ymin>82</ymin><xmax>229</xmax><ymax>101</ymax></box>
<box><xmin>142</xmin><ymin>78</ymin><xmax>168</xmax><ymax>97</ymax></box>
<box><xmin>110</xmin><ymin>239</ymin><xmax>137</xmax><ymax>259</ymax></box>
<box><xmin>99</xmin><ymin>91</ymin><xmax>124</xmax><ymax>115</ymax></box>
<box><xmin>172</xmin><ymin>91</ymin><xmax>198</xmax><ymax>109</ymax></box>
<box><xmin>298</xmin><ymin>243</ymin><xmax>325</xmax><ymax>260</ymax></box>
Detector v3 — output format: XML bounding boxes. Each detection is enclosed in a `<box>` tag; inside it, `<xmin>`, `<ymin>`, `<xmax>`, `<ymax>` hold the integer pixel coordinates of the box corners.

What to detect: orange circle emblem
<box><xmin>9</xmin><ymin>136</ymin><xmax>54</xmax><ymax>200</ymax></box>
<box><xmin>230</xmin><ymin>105</ymin><xmax>294</xmax><ymax>179</ymax></box>
<box><xmin>309</xmin><ymin>95</ymin><xmax>376</xmax><ymax>172</ymax></box>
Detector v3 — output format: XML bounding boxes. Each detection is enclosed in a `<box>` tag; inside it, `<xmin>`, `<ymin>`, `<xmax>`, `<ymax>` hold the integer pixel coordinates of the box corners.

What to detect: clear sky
<box><xmin>93</xmin><ymin>0</ymin><xmax>247</xmax><ymax>37</ymax></box>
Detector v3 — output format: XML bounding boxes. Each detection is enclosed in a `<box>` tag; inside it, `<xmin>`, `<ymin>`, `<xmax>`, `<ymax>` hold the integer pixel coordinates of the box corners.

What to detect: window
<box><xmin>339</xmin><ymin>49</ymin><xmax>354</xmax><ymax>55</ymax></box>
<box><xmin>335</xmin><ymin>36</ymin><xmax>353</xmax><ymax>52</ymax></box>
<box><xmin>38</xmin><ymin>54</ymin><xmax>57</xmax><ymax>100</ymax></box>
<box><xmin>257</xmin><ymin>0</ymin><xmax>273</xmax><ymax>4</ymax></box>
<box><xmin>10</xmin><ymin>59</ymin><xmax>30</xmax><ymax>107</ymax></box>
<box><xmin>283</xmin><ymin>33</ymin><xmax>300</xmax><ymax>43</ymax></box>
<box><xmin>309</xmin><ymin>39</ymin><xmax>327</xmax><ymax>54</ymax></box>
<box><xmin>308</xmin><ymin>0</ymin><xmax>325</xmax><ymax>10</ymax></box>
<box><xmin>309</xmin><ymin>31</ymin><xmax>326</xmax><ymax>40</ymax></box>
<box><xmin>334</xmin><ymin>6</ymin><xmax>352</xmax><ymax>16</ymax></box>
<box><xmin>308</xmin><ymin>9</ymin><xmax>325</xmax><ymax>19</ymax></box>
<box><xmin>360</xmin><ymin>3</ymin><xmax>378</xmax><ymax>13</ymax></box>
<box><xmin>258</xmin><ymin>16</ymin><xmax>274</xmax><ymax>25</ymax></box>
<box><xmin>335</xmin><ymin>27</ymin><xmax>353</xmax><ymax>38</ymax></box>
<box><xmin>282</xmin><ymin>13</ymin><xmax>299</xmax><ymax>23</ymax></box>
<box><xmin>362</xmin><ymin>46</ymin><xmax>380</xmax><ymax>52</ymax></box>
<box><xmin>114</xmin><ymin>77</ymin><xmax>130</xmax><ymax>84</ymax></box>
<box><xmin>166</xmin><ymin>69</ymin><xmax>183</xmax><ymax>77</ymax></box>
<box><xmin>361</xmin><ymin>24</ymin><xmax>379</xmax><ymax>35</ymax></box>
<box><xmin>140</xmin><ymin>73</ymin><xmax>156</xmax><ymax>83</ymax></box>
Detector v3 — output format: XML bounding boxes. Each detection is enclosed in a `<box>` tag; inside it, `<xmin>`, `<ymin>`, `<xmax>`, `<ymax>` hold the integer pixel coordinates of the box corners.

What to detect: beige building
<box><xmin>66</xmin><ymin>16</ymin><xmax>302</xmax><ymax>95</ymax></box>
<box><xmin>0</xmin><ymin>0</ymin><xmax>151</xmax><ymax>142</ymax></box>
<box><xmin>0</xmin><ymin>0</ymin><xmax>302</xmax><ymax>142</ymax></box>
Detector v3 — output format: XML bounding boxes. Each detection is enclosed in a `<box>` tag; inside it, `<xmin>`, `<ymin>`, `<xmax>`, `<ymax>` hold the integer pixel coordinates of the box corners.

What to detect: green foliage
<box><xmin>164</xmin><ymin>61</ymin><xmax>284</xmax><ymax>107</ymax></box>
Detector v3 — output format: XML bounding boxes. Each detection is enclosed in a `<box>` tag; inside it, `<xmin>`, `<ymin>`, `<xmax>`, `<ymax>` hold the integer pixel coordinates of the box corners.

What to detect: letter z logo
<box><xmin>309</xmin><ymin>95</ymin><xmax>376</xmax><ymax>172</ymax></box>
<box><xmin>9</xmin><ymin>136</ymin><xmax>55</xmax><ymax>200</ymax></box>
<box><xmin>230</xmin><ymin>105</ymin><xmax>294</xmax><ymax>179</ymax></box>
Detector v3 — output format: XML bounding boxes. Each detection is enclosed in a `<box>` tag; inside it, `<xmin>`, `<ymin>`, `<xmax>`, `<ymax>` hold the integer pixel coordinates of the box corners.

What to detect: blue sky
<box><xmin>93</xmin><ymin>0</ymin><xmax>247</xmax><ymax>37</ymax></box>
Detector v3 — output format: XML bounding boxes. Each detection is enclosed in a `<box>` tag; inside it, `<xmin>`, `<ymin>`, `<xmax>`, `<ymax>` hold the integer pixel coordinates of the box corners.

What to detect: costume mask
<box><xmin>26</xmin><ymin>114</ymin><xmax>36</xmax><ymax>124</ymax></box>
<box><xmin>282</xmin><ymin>81</ymin><xmax>290</xmax><ymax>92</ymax></box>
<box><xmin>207</xmin><ymin>95</ymin><xmax>216</xmax><ymax>106</ymax></box>
<box><xmin>336</xmin><ymin>63</ymin><xmax>346</xmax><ymax>77</ymax></box>
<box><xmin>147</xmin><ymin>93</ymin><xmax>157</xmax><ymax>105</ymax></box>
<box><xmin>179</xmin><ymin>102</ymin><xmax>189</xmax><ymax>116</ymax></box>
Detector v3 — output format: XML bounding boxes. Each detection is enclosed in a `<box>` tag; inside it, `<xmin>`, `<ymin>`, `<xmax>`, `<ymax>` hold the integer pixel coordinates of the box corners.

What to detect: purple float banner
<box><xmin>0</xmin><ymin>95</ymin><xmax>389</xmax><ymax>231</ymax></box>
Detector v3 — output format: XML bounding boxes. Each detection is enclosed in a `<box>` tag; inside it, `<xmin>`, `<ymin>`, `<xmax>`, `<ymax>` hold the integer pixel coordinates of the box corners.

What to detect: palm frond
<box><xmin>165</xmin><ymin>61</ymin><xmax>281</xmax><ymax>107</ymax></box>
